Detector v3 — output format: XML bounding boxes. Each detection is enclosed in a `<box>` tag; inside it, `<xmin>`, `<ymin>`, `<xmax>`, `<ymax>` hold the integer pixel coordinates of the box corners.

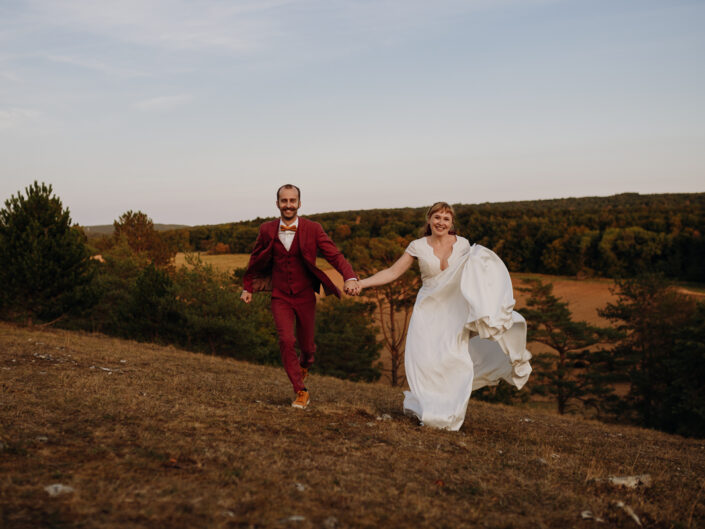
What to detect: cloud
<box><xmin>133</xmin><ymin>94</ymin><xmax>192</xmax><ymax>112</ymax></box>
<box><xmin>20</xmin><ymin>0</ymin><xmax>292</xmax><ymax>54</ymax></box>
<box><xmin>0</xmin><ymin>107</ymin><xmax>41</xmax><ymax>130</ymax></box>
<box><xmin>0</xmin><ymin>70</ymin><xmax>21</xmax><ymax>82</ymax></box>
<box><xmin>12</xmin><ymin>0</ymin><xmax>552</xmax><ymax>57</ymax></box>
<box><xmin>45</xmin><ymin>54</ymin><xmax>147</xmax><ymax>78</ymax></box>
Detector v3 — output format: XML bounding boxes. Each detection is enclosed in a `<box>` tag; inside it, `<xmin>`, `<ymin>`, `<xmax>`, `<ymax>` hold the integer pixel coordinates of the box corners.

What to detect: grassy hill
<box><xmin>1</xmin><ymin>322</ymin><xmax>703</xmax><ymax>528</ymax></box>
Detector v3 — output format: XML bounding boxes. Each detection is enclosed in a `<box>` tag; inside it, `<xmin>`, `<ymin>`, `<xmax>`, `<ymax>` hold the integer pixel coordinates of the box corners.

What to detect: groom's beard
<box><xmin>281</xmin><ymin>208</ymin><xmax>298</xmax><ymax>221</ymax></box>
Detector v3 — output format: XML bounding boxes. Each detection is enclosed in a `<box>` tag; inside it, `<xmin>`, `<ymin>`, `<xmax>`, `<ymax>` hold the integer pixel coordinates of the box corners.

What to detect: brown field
<box><xmin>175</xmin><ymin>253</ymin><xmax>618</xmax><ymax>325</ymax></box>
<box><xmin>1</xmin><ymin>322</ymin><xmax>704</xmax><ymax>528</ymax></box>
<box><xmin>173</xmin><ymin>253</ymin><xmax>334</xmax><ymax>276</ymax></box>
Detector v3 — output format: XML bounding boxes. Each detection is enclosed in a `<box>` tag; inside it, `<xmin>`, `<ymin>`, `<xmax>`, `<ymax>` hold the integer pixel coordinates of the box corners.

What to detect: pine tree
<box><xmin>0</xmin><ymin>182</ymin><xmax>92</xmax><ymax>324</ymax></box>
<box><xmin>314</xmin><ymin>297</ymin><xmax>382</xmax><ymax>382</ymax></box>
<box><xmin>666</xmin><ymin>301</ymin><xmax>705</xmax><ymax>437</ymax></box>
<box><xmin>519</xmin><ymin>279</ymin><xmax>617</xmax><ymax>415</ymax></box>
<box><xmin>598</xmin><ymin>273</ymin><xmax>699</xmax><ymax>433</ymax></box>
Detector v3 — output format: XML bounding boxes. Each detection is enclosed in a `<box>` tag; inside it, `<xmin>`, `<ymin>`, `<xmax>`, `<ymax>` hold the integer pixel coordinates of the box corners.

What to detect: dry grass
<box><xmin>1</xmin><ymin>322</ymin><xmax>704</xmax><ymax>528</ymax></box>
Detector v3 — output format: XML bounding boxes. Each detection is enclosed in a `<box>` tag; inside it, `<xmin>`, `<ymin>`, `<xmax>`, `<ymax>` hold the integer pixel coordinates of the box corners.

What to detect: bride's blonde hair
<box><xmin>424</xmin><ymin>202</ymin><xmax>457</xmax><ymax>236</ymax></box>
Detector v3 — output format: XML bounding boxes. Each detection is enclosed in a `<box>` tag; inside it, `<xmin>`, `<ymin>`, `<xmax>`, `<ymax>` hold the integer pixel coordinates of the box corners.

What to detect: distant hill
<box><xmin>81</xmin><ymin>223</ymin><xmax>189</xmax><ymax>239</ymax></box>
<box><xmin>1</xmin><ymin>321</ymin><xmax>703</xmax><ymax>528</ymax></box>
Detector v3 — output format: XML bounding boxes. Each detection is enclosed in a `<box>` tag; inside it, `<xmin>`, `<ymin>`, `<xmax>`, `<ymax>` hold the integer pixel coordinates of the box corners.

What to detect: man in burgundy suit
<box><xmin>241</xmin><ymin>184</ymin><xmax>359</xmax><ymax>409</ymax></box>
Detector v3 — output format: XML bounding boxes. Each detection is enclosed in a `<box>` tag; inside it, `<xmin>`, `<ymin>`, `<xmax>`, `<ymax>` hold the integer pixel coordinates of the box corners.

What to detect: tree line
<box><xmin>146</xmin><ymin>192</ymin><xmax>705</xmax><ymax>282</ymax></box>
<box><xmin>2</xmin><ymin>182</ymin><xmax>704</xmax><ymax>437</ymax></box>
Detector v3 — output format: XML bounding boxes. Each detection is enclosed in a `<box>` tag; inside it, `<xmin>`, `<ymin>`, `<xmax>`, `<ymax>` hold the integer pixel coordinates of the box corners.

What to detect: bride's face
<box><xmin>428</xmin><ymin>210</ymin><xmax>453</xmax><ymax>236</ymax></box>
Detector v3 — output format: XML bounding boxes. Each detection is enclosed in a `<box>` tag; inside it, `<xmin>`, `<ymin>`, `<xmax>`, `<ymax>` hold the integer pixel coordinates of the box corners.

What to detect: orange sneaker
<box><xmin>301</xmin><ymin>366</ymin><xmax>309</xmax><ymax>383</ymax></box>
<box><xmin>292</xmin><ymin>390</ymin><xmax>310</xmax><ymax>409</ymax></box>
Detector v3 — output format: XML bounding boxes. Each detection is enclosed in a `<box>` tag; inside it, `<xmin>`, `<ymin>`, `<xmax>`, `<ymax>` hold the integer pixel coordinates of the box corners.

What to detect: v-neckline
<box><xmin>424</xmin><ymin>236</ymin><xmax>458</xmax><ymax>271</ymax></box>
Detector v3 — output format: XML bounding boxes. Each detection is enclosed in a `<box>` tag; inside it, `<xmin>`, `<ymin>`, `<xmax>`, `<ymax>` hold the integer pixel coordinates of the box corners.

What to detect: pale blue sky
<box><xmin>1</xmin><ymin>0</ymin><xmax>703</xmax><ymax>226</ymax></box>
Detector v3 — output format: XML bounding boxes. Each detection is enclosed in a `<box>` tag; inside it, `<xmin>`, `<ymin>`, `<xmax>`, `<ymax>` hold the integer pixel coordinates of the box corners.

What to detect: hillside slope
<box><xmin>1</xmin><ymin>323</ymin><xmax>703</xmax><ymax>528</ymax></box>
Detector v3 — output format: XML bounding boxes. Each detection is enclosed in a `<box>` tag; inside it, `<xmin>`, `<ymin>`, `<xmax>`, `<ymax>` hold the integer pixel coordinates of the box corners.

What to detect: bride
<box><xmin>357</xmin><ymin>202</ymin><xmax>532</xmax><ymax>431</ymax></box>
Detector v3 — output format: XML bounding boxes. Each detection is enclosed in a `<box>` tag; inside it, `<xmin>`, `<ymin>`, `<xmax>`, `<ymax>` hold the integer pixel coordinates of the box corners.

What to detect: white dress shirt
<box><xmin>278</xmin><ymin>217</ymin><xmax>298</xmax><ymax>251</ymax></box>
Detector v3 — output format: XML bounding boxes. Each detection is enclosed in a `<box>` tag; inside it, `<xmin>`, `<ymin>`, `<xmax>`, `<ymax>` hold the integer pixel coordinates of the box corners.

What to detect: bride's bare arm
<box><xmin>358</xmin><ymin>252</ymin><xmax>415</xmax><ymax>289</ymax></box>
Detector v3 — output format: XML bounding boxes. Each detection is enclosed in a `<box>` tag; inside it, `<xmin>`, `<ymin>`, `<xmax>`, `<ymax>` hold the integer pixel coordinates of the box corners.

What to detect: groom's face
<box><xmin>277</xmin><ymin>188</ymin><xmax>300</xmax><ymax>222</ymax></box>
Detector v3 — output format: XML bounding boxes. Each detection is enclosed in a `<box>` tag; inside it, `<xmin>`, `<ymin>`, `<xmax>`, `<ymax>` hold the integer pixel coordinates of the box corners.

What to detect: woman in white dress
<box><xmin>357</xmin><ymin>202</ymin><xmax>532</xmax><ymax>431</ymax></box>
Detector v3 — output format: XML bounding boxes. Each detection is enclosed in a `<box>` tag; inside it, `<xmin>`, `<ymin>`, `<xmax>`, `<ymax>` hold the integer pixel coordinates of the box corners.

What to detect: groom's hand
<box><xmin>240</xmin><ymin>291</ymin><xmax>252</xmax><ymax>304</ymax></box>
<box><xmin>344</xmin><ymin>279</ymin><xmax>360</xmax><ymax>296</ymax></box>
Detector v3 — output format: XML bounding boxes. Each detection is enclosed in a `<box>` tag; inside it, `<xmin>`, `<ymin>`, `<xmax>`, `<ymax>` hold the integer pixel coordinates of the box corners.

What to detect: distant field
<box><xmin>174</xmin><ymin>252</ymin><xmax>251</xmax><ymax>271</ymax></box>
<box><xmin>173</xmin><ymin>252</ymin><xmax>333</xmax><ymax>274</ymax></box>
<box><xmin>174</xmin><ymin>253</ymin><xmax>614</xmax><ymax>325</ymax></box>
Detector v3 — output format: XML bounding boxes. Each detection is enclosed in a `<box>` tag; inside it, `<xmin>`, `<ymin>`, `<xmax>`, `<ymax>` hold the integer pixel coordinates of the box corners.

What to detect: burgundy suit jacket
<box><xmin>242</xmin><ymin>217</ymin><xmax>356</xmax><ymax>298</ymax></box>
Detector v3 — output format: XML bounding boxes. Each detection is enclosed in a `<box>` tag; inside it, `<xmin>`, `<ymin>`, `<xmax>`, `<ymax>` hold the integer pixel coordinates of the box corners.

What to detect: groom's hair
<box><xmin>277</xmin><ymin>184</ymin><xmax>301</xmax><ymax>201</ymax></box>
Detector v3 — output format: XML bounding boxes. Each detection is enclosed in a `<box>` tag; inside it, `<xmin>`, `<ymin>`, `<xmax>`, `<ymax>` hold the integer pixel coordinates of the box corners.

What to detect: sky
<box><xmin>1</xmin><ymin>0</ymin><xmax>704</xmax><ymax>226</ymax></box>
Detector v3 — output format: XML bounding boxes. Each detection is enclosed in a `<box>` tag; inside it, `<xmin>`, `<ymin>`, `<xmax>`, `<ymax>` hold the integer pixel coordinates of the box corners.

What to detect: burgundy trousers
<box><xmin>270</xmin><ymin>289</ymin><xmax>316</xmax><ymax>393</ymax></box>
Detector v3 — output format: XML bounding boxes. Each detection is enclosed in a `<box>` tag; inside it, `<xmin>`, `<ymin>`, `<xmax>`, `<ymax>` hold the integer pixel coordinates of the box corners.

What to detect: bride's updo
<box><xmin>424</xmin><ymin>202</ymin><xmax>457</xmax><ymax>236</ymax></box>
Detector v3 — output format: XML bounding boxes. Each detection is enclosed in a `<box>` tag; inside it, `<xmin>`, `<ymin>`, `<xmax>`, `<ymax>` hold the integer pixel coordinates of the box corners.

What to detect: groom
<box><xmin>240</xmin><ymin>184</ymin><xmax>359</xmax><ymax>409</ymax></box>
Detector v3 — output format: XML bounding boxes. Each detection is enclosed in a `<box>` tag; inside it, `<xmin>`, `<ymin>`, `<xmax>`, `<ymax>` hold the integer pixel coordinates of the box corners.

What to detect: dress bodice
<box><xmin>405</xmin><ymin>236</ymin><xmax>471</xmax><ymax>283</ymax></box>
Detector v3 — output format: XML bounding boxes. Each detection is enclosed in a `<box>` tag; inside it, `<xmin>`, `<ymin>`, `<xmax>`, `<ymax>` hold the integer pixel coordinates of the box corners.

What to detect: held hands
<box><xmin>240</xmin><ymin>291</ymin><xmax>252</xmax><ymax>304</ymax></box>
<box><xmin>344</xmin><ymin>279</ymin><xmax>362</xmax><ymax>296</ymax></box>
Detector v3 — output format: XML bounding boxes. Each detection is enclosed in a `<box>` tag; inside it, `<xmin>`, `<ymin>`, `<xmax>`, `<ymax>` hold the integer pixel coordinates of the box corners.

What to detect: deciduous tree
<box><xmin>113</xmin><ymin>210</ymin><xmax>173</xmax><ymax>267</ymax></box>
<box><xmin>345</xmin><ymin>237</ymin><xmax>419</xmax><ymax>386</ymax></box>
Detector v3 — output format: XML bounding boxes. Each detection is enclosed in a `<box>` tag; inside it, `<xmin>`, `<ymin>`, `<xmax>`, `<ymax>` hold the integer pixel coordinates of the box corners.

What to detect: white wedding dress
<box><xmin>402</xmin><ymin>236</ymin><xmax>532</xmax><ymax>431</ymax></box>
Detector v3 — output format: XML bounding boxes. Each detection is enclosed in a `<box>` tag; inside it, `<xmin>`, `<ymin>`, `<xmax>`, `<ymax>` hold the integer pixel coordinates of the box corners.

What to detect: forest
<box><xmin>151</xmin><ymin>192</ymin><xmax>705</xmax><ymax>282</ymax></box>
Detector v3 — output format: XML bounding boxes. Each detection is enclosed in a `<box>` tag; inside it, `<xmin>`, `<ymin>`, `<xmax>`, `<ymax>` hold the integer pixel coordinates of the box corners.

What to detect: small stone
<box><xmin>294</xmin><ymin>482</ymin><xmax>306</xmax><ymax>492</ymax></box>
<box><xmin>323</xmin><ymin>516</ymin><xmax>338</xmax><ymax>529</ymax></box>
<box><xmin>603</xmin><ymin>474</ymin><xmax>652</xmax><ymax>489</ymax></box>
<box><xmin>521</xmin><ymin>417</ymin><xmax>533</xmax><ymax>423</ymax></box>
<box><xmin>120</xmin><ymin>359</ymin><xmax>127</xmax><ymax>363</ymax></box>
<box><xmin>36</xmin><ymin>436</ymin><xmax>49</xmax><ymax>443</ymax></box>
<box><xmin>581</xmin><ymin>510</ymin><xmax>604</xmax><ymax>522</ymax></box>
<box><xmin>376</xmin><ymin>413</ymin><xmax>392</xmax><ymax>421</ymax></box>
<box><xmin>536</xmin><ymin>457</ymin><xmax>548</xmax><ymax>465</ymax></box>
<box><xmin>612</xmin><ymin>501</ymin><xmax>642</xmax><ymax>526</ymax></box>
<box><xmin>278</xmin><ymin>515</ymin><xmax>306</xmax><ymax>523</ymax></box>
<box><xmin>45</xmin><ymin>484</ymin><xmax>75</xmax><ymax>497</ymax></box>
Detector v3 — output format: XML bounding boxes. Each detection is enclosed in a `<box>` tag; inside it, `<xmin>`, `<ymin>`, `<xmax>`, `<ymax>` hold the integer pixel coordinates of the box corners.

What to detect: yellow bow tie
<box><xmin>280</xmin><ymin>225</ymin><xmax>297</xmax><ymax>232</ymax></box>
